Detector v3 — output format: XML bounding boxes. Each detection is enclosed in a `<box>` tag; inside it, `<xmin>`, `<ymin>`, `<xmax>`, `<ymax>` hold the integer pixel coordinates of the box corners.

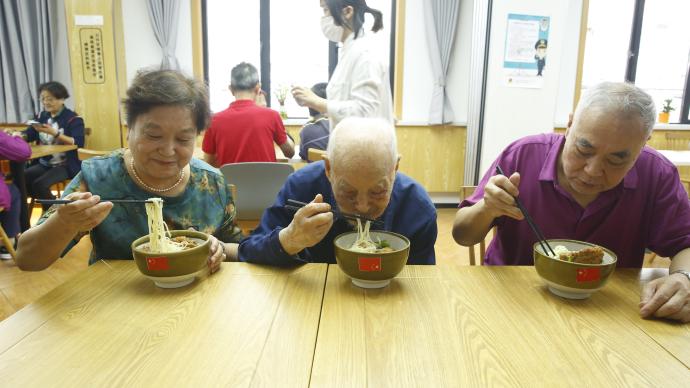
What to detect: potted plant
<box><xmin>658</xmin><ymin>99</ymin><xmax>674</xmax><ymax>123</ymax></box>
<box><xmin>274</xmin><ymin>85</ymin><xmax>289</xmax><ymax>120</ymax></box>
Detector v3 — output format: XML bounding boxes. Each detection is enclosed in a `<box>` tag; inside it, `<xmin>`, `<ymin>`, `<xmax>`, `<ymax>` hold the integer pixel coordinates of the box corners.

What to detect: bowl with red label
<box><xmin>533</xmin><ymin>239</ymin><xmax>617</xmax><ymax>299</ymax></box>
<box><xmin>131</xmin><ymin>230</ymin><xmax>210</xmax><ymax>288</ymax></box>
<box><xmin>333</xmin><ymin>231</ymin><xmax>410</xmax><ymax>289</ymax></box>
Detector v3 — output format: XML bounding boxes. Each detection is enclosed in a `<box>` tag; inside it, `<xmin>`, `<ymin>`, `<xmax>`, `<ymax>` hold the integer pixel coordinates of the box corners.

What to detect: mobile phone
<box><xmin>26</xmin><ymin>120</ymin><xmax>40</xmax><ymax>125</ymax></box>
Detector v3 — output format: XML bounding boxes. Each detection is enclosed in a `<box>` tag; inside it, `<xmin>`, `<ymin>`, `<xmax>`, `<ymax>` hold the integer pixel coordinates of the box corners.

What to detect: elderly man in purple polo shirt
<box><xmin>453</xmin><ymin>82</ymin><xmax>690</xmax><ymax>323</ymax></box>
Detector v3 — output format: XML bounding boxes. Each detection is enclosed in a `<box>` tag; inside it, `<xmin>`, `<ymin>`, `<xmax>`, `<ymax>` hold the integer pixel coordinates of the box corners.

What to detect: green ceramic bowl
<box><xmin>131</xmin><ymin>230</ymin><xmax>210</xmax><ymax>288</ymax></box>
<box><xmin>333</xmin><ymin>231</ymin><xmax>410</xmax><ymax>288</ymax></box>
<box><xmin>533</xmin><ymin>239</ymin><xmax>617</xmax><ymax>299</ymax></box>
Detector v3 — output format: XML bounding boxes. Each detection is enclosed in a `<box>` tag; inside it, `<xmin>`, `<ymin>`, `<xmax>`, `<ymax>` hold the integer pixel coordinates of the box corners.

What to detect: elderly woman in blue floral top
<box><xmin>15</xmin><ymin>70</ymin><xmax>242</xmax><ymax>273</ymax></box>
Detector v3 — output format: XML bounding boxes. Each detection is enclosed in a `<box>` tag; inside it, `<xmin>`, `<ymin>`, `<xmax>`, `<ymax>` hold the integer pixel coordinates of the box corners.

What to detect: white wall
<box><xmin>479</xmin><ymin>0</ymin><xmax>582</xmax><ymax>173</ymax></box>
<box><xmin>121</xmin><ymin>0</ymin><xmax>194</xmax><ymax>85</ymax></box>
<box><xmin>401</xmin><ymin>0</ymin><xmax>474</xmax><ymax>124</ymax></box>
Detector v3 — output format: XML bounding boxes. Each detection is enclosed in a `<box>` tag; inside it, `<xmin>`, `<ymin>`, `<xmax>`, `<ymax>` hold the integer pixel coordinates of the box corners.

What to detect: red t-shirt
<box><xmin>202</xmin><ymin>100</ymin><xmax>288</xmax><ymax>164</ymax></box>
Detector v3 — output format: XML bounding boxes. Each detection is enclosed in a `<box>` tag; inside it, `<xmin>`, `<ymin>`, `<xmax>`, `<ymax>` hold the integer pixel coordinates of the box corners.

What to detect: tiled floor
<box><xmin>0</xmin><ymin>208</ymin><xmax>669</xmax><ymax>322</ymax></box>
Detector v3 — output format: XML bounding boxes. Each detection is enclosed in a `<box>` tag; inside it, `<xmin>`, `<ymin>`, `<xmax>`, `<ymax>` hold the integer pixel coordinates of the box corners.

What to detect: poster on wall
<box><xmin>503</xmin><ymin>13</ymin><xmax>550</xmax><ymax>88</ymax></box>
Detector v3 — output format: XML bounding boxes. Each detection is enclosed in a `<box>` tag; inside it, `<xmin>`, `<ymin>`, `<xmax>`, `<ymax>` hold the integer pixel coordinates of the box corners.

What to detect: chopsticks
<box><xmin>284</xmin><ymin>199</ymin><xmax>384</xmax><ymax>228</ymax></box>
<box><xmin>36</xmin><ymin>199</ymin><xmax>158</xmax><ymax>205</ymax></box>
<box><xmin>495</xmin><ymin>165</ymin><xmax>556</xmax><ymax>257</ymax></box>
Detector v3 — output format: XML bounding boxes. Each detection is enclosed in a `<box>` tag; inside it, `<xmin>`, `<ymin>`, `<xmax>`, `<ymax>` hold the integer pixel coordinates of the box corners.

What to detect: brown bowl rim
<box><xmin>533</xmin><ymin>239</ymin><xmax>618</xmax><ymax>267</ymax></box>
<box><xmin>334</xmin><ymin>230</ymin><xmax>411</xmax><ymax>254</ymax></box>
<box><xmin>131</xmin><ymin>229</ymin><xmax>210</xmax><ymax>256</ymax></box>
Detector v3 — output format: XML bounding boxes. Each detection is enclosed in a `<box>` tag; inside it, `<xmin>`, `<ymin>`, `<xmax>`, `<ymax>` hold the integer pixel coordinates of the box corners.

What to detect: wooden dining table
<box><xmin>0</xmin><ymin>261</ymin><xmax>327</xmax><ymax>387</ymax></box>
<box><xmin>0</xmin><ymin>263</ymin><xmax>687</xmax><ymax>386</ymax></box>
<box><xmin>10</xmin><ymin>144</ymin><xmax>77</xmax><ymax>231</ymax></box>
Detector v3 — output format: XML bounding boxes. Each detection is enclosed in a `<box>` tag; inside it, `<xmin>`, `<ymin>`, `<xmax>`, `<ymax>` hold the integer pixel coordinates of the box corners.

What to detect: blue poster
<box><xmin>503</xmin><ymin>13</ymin><xmax>550</xmax><ymax>88</ymax></box>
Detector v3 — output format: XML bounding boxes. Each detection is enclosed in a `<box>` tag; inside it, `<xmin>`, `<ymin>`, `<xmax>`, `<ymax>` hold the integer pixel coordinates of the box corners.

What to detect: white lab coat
<box><xmin>326</xmin><ymin>31</ymin><xmax>394</xmax><ymax>128</ymax></box>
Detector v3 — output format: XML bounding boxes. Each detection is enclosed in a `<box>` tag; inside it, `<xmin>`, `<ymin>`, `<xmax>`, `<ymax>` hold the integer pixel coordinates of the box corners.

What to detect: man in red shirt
<box><xmin>202</xmin><ymin>62</ymin><xmax>294</xmax><ymax>166</ymax></box>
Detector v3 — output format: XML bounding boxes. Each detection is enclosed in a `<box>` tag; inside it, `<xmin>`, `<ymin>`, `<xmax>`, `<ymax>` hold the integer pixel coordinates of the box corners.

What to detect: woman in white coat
<box><xmin>291</xmin><ymin>0</ymin><xmax>393</xmax><ymax>128</ymax></box>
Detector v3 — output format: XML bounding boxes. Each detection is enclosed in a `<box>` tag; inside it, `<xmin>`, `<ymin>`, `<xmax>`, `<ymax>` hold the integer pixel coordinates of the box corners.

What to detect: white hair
<box><xmin>575</xmin><ymin>82</ymin><xmax>656</xmax><ymax>136</ymax></box>
<box><xmin>326</xmin><ymin>117</ymin><xmax>398</xmax><ymax>172</ymax></box>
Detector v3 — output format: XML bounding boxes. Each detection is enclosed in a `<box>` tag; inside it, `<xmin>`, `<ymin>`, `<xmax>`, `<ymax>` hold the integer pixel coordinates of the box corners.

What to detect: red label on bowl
<box><xmin>147</xmin><ymin>257</ymin><xmax>170</xmax><ymax>271</ymax></box>
<box><xmin>358</xmin><ymin>257</ymin><xmax>381</xmax><ymax>272</ymax></box>
<box><xmin>576</xmin><ymin>268</ymin><xmax>600</xmax><ymax>282</ymax></box>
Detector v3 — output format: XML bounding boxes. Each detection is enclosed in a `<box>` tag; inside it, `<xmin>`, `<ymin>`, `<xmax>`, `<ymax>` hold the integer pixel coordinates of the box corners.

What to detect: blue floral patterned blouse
<box><xmin>38</xmin><ymin>149</ymin><xmax>242</xmax><ymax>264</ymax></box>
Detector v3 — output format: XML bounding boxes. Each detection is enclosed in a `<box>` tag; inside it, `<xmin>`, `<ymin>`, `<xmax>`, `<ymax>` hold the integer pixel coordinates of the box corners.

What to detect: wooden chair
<box><xmin>460</xmin><ymin>186</ymin><xmax>490</xmax><ymax>266</ymax></box>
<box><xmin>0</xmin><ymin>207</ymin><xmax>17</xmax><ymax>260</ymax></box>
<box><xmin>307</xmin><ymin>148</ymin><xmax>327</xmax><ymax>162</ymax></box>
<box><xmin>665</xmin><ymin>132</ymin><xmax>690</xmax><ymax>150</ymax></box>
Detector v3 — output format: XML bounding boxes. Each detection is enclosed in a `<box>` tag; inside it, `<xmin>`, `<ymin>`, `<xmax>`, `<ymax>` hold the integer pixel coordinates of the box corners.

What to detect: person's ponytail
<box><xmin>364</xmin><ymin>5</ymin><xmax>383</xmax><ymax>32</ymax></box>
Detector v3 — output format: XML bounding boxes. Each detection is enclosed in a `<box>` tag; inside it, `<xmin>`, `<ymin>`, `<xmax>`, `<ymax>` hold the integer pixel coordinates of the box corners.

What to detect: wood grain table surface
<box><xmin>311</xmin><ymin>266</ymin><xmax>690</xmax><ymax>387</ymax></box>
<box><xmin>0</xmin><ymin>261</ymin><xmax>327</xmax><ymax>387</ymax></box>
<box><xmin>30</xmin><ymin>144</ymin><xmax>78</xmax><ymax>160</ymax></box>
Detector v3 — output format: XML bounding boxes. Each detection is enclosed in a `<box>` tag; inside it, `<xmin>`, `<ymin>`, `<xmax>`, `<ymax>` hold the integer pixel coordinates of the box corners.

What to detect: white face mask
<box><xmin>321</xmin><ymin>15</ymin><xmax>344</xmax><ymax>42</ymax></box>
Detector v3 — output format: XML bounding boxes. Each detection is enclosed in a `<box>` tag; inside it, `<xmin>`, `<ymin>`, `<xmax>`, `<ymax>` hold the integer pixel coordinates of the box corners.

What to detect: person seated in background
<box><xmin>239</xmin><ymin>117</ymin><xmax>437</xmax><ymax>266</ymax></box>
<box><xmin>202</xmin><ymin>62</ymin><xmax>294</xmax><ymax>166</ymax></box>
<box><xmin>15</xmin><ymin>69</ymin><xmax>243</xmax><ymax>273</ymax></box>
<box><xmin>23</xmin><ymin>81</ymin><xmax>85</xmax><ymax>211</ymax></box>
<box><xmin>452</xmin><ymin>82</ymin><xmax>690</xmax><ymax>323</ymax></box>
<box><xmin>0</xmin><ymin>130</ymin><xmax>31</xmax><ymax>259</ymax></box>
<box><xmin>299</xmin><ymin>82</ymin><xmax>330</xmax><ymax>161</ymax></box>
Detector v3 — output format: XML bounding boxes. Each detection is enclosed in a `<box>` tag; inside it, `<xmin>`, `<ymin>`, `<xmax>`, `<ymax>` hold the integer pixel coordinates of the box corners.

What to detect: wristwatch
<box><xmin>670</xmin><ymin>270</ymin><xmax>690</xmax><ymax>283</ymax></box>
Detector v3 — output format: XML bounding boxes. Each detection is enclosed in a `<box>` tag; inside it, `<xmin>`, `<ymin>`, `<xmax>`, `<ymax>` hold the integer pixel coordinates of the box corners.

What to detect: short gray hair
<box><xmin>230</xmin><ymin>62</ymin><xmax>260</xmax><ymax>91</ymax></box>
<box><xmin>326</xmin><ymin>117</ymin><xmax>398</xmax><ymax>172</ymax></box>
<box><xmin>575</xmin><ymin>82</ymin><xmax>656</xmax><ymax>136</ymax></box>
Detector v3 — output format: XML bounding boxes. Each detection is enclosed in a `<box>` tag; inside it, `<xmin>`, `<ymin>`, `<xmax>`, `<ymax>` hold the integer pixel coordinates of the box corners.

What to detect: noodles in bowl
<box><xmin>334</xmin><ymin>220</ymin><xmax>410</xmax><ymax>289</ymax></box>
<box><xmin>349</xmin><ymin>219</ymin><xmax>394</xmax><ymax>253</ymax></box>
<box><xmin>131</xmin><ymin>198</ymin><xmax>210</xmax><ymax>288</ymax></box>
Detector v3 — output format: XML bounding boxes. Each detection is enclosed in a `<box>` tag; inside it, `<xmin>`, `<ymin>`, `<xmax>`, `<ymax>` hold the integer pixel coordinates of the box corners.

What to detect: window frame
<box><xmin>202</xmin><ymin>0</ymin><xmax>397</xmax><ymax>116</ymax></box>
<box><xmin>624</xmin><ymin>0</ymin><xmax>690</xmax><ymax>123</ymax></box>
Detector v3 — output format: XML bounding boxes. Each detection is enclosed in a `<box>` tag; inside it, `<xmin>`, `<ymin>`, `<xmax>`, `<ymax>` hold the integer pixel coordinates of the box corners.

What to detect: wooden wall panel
<box><xmin>396</xmin><ymin>125</ymin><xmax>466</xmax><ymax>192</ymax></box>
<box><xmin>284</xmin><ymin>123</ymin><xmax>466</xmax><ymax>193</ymax></box>
<box><xmin>64</xmin><ymin>0</ymin><xmax>123</xmax><ymax>151</ymax></box>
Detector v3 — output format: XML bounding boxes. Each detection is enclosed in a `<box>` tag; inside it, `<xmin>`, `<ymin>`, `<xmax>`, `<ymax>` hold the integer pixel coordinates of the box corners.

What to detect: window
<box><xmin>635</xmin><ymin>0</ymin><xmax>690</xmax><ymax>123</ymax></box>
<box><xmin>269</xmin><ymin>2</ymin><xmax>329</xmax><ymax>118</ymax></box>
<box><xmin>204</xmin><ymin>0</ymin><xmax>395</xmax><ymax>119</ymax></box>
<box><xmin>205</xmin><ymin>1</ymin><xmax>260</xmax><ymax>113</ymax></box>
<box><xmin>581</xmin><ymin>0</ymin><xmax>690</xmax><ymax>124</ymax></box>
<box><xmin>581</xmin><ymin>0</ymin><xmax>635</xmax><ymax>87</ymax></box>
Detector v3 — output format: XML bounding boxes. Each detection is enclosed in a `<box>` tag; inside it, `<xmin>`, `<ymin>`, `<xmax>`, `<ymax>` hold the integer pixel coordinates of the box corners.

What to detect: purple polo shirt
<box><xmin>0</xmin><ymin>132</ymin><xmax>31</xmax><ymax>210</ymax></box>
<box><xmin>460</xmin><ymin>133</ymin><xmax>690</xmax><ymax>267</ymax></box>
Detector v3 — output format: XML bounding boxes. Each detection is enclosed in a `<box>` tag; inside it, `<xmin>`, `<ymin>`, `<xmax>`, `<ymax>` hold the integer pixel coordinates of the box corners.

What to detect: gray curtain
<box><xmin>423</xmin><ymin>0</ymin><xmax>460</xmax><ymax>124</ymax></box>
<box><xmin>0</xmin><ymin>0</ymin><xmax>63</xmax><ymax>123</ymax></box>
<box><xmin>146</xmin><ymin>0</ymin><xmax>181</xmax><ymax>70</ymax></box>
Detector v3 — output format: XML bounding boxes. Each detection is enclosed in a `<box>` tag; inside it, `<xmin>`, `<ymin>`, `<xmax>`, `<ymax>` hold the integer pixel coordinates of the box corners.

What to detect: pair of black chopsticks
<box><xmin>495</xmin><ymin>165</ymin><xmax>556</xmax><ymax>257</ymax></box>
<box><xmin>284</xmin><ymin>199</ymin><xmax>384</xmax><ymax>228</ymax></box>
<box><xmin>36</xmin><ymin>199</ymin><xmax>157</xmax><ymax>205</ymax></box>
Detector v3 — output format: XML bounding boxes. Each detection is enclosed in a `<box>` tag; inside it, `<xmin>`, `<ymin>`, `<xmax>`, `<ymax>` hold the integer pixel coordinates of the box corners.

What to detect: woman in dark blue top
<box><xmin>23</xmin><ymin>81</ymin><xmax>85</xmax><ymax>211</ymax></box>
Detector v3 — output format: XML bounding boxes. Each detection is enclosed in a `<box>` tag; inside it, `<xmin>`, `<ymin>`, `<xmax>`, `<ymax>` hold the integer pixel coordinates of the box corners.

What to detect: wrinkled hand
<box><xmin>639</xmin><ymin>273</ymin><xmax>690</xmax><ymax>323</ymax></box>
<box><xmin>481</xmin><ymin>172</ymin><xmax>524</xmax><ymax>220</ymax></box>
<box><xmin>206</xmin><ymin>234</ymin><xmax>225</xmax><ymax>274</ymax></box>
<box><xmin>54</xmin><ymin>192</ymin><xmax>113</xmax><ymax>233</ymax></box>
<box><xmin>291</xmin><ymin>86</ymin><xmax>317</xmax><ymax>108</ymax></box>
<box><xmin>279</xmin><ymin>194</ymin><xmax>334</xmax><ymax>255</ymax></box>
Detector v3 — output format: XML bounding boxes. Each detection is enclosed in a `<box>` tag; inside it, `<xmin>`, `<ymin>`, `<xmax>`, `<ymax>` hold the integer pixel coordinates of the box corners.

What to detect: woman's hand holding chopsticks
<box><xmin>53</xmin><ymin>192</ymin><xmax>114</xmax><ymax>233</ymax></box>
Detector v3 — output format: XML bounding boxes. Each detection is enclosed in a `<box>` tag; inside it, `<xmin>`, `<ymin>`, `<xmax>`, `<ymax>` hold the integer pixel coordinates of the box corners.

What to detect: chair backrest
<box><xmin>307</xmin><ymin>148</ymin><xmax>327</xmax><ymax>163</ymax></box>
<box><xmin>665</xmin><ymin>132</ymin><xmax>690</xmax><ymax>150</ymax></box>
<box><xmin>459</xmin><ymin>185</ymin><xmax>487</xmax><ymax>266</ymax></box>
<box><xmin>220</xmin><ymin>162</ymin><xmax>294</xmax><ymax>220</ymax></box>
